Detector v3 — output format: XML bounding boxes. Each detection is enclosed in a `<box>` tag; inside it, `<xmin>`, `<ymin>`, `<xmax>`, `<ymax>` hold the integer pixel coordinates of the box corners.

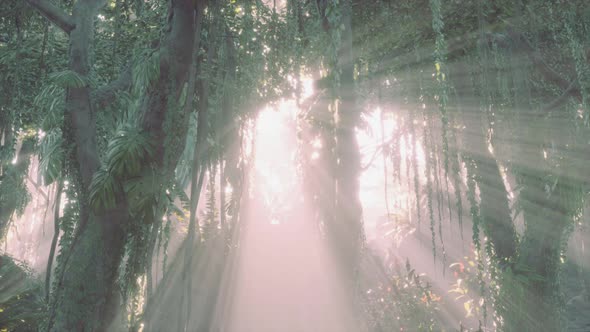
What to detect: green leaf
<box><xmin>38</xmin><ymin>130</ymin><xmax>63</xmax><ymax>185</ymax></box>
<box><xmin>89</xmin><ymin>167</ymin><xmax>119</xmax><ymax>211</ymax></box>
<box><xmin>123</xmin><ymin>168</ymin><xmax>162</xmax><ymax>217</ymax></box>
<box><xmin>105</xmin><ymin>124</ymin><xmax>154</xmax><ymax>178</ymax></box>
<box><xmin>49</xmin><ymin>70</ymin><xmax>88</xmax><ymax>88</ymax></box>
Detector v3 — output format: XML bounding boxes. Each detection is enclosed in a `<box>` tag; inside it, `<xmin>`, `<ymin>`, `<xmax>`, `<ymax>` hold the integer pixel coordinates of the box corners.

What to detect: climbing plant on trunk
<box><xmin>24</xmin><ymin>0</ymin><xmax>203</xmax><ymax>330</ymax></box>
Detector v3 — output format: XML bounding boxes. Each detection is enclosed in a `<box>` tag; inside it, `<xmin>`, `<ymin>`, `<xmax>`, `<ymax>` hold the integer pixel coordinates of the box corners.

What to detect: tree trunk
<box><xmin>35</xmin><ymin>0</ymin><xmax>200</xmax><ymax>330</ymax></box>
<box><xmin>43</xmin><ymin>1</ymin><xmax>123</xmax><ymax>330</ymax></box>
<box><xmin>470</xmin><ymin>152</ymin><xmax>517</xmax><ymax>262</ymax></box>
<box><xmin>452</xmin><ymin>60</ymin><xmax>517</xmax><ymax>263</ymax></box>
<box><xmin>332</xmin><ymin>0</ymin><xmax>363</xmax><ymax>285</ymax></box>
<box><xmin>179</xmin><ymin>4</ymin><xmax>206</xmax><ymax>330</ymax></box>
<box><xmin>504</xmin><ymin>166</ymin><xmax>570</xmax><ymax>331</ymax></box>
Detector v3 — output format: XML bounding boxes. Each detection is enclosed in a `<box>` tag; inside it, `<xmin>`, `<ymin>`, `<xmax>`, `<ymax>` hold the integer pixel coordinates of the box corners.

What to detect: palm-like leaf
<box><xmin>38</xmin><ymin>129</ymin><xmax>63</xmax><ymax>185</ymax></box>
<box><xmin>89</xmin><ymin>167</ymin><xmax>119</xmax><ymax>211</ymax></box>
<box><xmin>105</xmin><ymin>124</ymin><xmax>154</xmax><ymax>178</ymax></box>
<box><xmin>48</xmin><ymin>70</ymin><xmax>88</xmax><ymax>88</ymax></box>
<box><xmin>123</xmin><ymin>168</ymin><xmax>164</xmax><ymax>218</ymax></box>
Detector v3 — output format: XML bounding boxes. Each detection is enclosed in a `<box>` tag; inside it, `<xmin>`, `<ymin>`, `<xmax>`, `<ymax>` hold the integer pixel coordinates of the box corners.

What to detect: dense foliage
<box><xmin>0</xmin><ymin>0</ymin><xmax>589</xmax><ymax>331</ymax></box>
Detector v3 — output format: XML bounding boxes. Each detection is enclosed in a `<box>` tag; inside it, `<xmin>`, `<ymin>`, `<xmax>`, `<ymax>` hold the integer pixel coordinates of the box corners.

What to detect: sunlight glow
<box><xmin>356</xmin><ymin>107</ymin><xmax>430</xmax><ymax>242</ymax></box>
<box><xmin>225</xmin><ymin>183</ymin><xmax>234</xmax><ymax>195</ymax></box>
<box><xmin>311</xmin><ymin>137</ymin><xmax>322</xmax><ymax>149</ymax></box>
<box><xmin>301</xmin><ymin>77</ymin><xmax>314</xmax><ymax>100</ymax></box>
<box><xmin>226</xmin><ymin>94</ymin><xmax>359</xmax><ymax>332</ymax></box>
<box><xmin>254</xmin><ymin>101</ymin><xmax>298</xmax><ymax>214</ymax></box>
<box><xmin>356</xmin><ymin>107</ymin><xmax>395</xmax><ymax>151</ymax></box>
<box><xmin>358</xmin><ymin>108</ymin><xmax>397</xmax><ymax>237</ymax></box>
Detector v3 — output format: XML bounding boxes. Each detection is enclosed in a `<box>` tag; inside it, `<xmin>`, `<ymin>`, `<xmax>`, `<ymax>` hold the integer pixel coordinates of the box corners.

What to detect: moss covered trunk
<box><xmin>25</xmin><ymin>0</ymin><xmax>200</xmax><ymax>330</ymax></box>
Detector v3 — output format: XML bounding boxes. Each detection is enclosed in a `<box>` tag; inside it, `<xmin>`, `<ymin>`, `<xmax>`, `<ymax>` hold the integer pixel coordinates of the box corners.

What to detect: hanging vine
<box><xmin>429</xmin><ymin>0</ymin><xmax>450</xmax><ymax>178</ymax></box>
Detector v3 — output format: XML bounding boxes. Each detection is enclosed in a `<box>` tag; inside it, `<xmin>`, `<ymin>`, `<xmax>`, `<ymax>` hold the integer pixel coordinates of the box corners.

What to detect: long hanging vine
<box><xmin>465</xmin><ymin>156</ymin><xmax>486</xmax><ymax>316</ymax></box>
<box><xmin>473</xmin><ymin>0</ymin><xmax>494</xmax><ymax>323</ymax></box>
<box><xmin>404</xmin><ymin>119</ymin><xmax>413</xmax><ymax>224</ymax></box>
<box><xmin>429</xmin><ymin>0</ymin><xmax>451</xmax><ymax>269</ymax></box>
<box><xmin>449</xmin><ymin>123</ymin><xmax>464</xmax><ymax>239</ymax></box>
<box><xmin>423</xmin><ymin>108</ymin><xmax>437</xmax><ymax>262</ymax></box>
<box><xmin>416</xmin><ymin>45</ymin><xmax>437</xmax><ymax>261</ymax></box>
<box><xmin>421</xmin><ymin>98</ymin><xmax>436</xmax><ymax>261</ymax></box>
<box><xmin>431</xmin><ymin>133</ymin><xmax>446</xmax><ymax>270</ymax></box>
<box><xmin>429</xmin><ymin>0</ymin><xmax>450</xmax><ymax>177</ymax></box>
<box><xmin>406</xmin><ymin>77</ymin><xmax>422</xmax><ymax>228</ymax></box>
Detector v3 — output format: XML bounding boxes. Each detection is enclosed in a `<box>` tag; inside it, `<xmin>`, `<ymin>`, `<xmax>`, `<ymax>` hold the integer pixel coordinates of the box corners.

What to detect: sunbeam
<box><xmin>2</xmin><ymin>1</ymin><xmax>590</xmax><ymax>331</ymax></box>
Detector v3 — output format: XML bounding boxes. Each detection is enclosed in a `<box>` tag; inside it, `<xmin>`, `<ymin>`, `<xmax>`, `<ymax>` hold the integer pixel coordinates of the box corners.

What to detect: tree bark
<box><xmin>180</xmin><ymin>1</ymin><xmax>212</xmax><ymax>325</ymax></box>
<box><xmin>24</xmin><ymin>0</ymin><xmax>75</xmax><ymax>34</ymax></box>
<box><xmin>503</xmin><ymin>166</ymin><xmax>570</xmax><ymax>331</ymax></box>
<box><xmin>45</xmin><ymin>2</ymin><xmax>122</xmax><ymax>330</ymax></box>
<box><xmin>24</xmin><ymin>0</ymin><xmax>201</xmax><ymax>330</ymax></box>
<box><xmin>45</xmin><ymin>179</ymin><xmax>63</xmax><ymax>303</ymax></box>
<box><xmin>452</xmin><ymin>60</ymin><xmax>517</xmax><ymax>263</ymax></box>
<box><xmin>332</xmin><ymin>0</ymin><xmax>363</xmax><ymax>284</ymax></box>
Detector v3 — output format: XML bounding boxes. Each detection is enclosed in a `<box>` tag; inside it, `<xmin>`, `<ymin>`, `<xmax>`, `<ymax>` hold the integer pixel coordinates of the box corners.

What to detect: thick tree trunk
<box><xmin>179</xmin><ymin>5</ymin><xmax>206</xmax><ymax>330</ymax></box>
<box><xmin>452</xmin><ymin>60</ymin><xmax>517</xmax><ymax>263</ymax></box>
<box><xmin>314</xmin><ymin>92</ymin><xmax>337</xmax><ymax>231</ymax></box>
<box><xmin>32</xmin><ymin>0</ymin><xmax>200</xmax><ymax>330</ymax></box>
<box><xmin>461</xmin><ymin>114</ymin><xmax>517</xmax><ymax>263</ymax></box>
<box><xmin>502</xmin><ymin>36</ymin><xmax>572</xmax><ymax>330</ymax></box>
<box><xmin>502</xmin><ymin>159</ymin><xmax>570</xmax><ymax>331</ymax></box>
<box><xmin>43</xmin><ymin>1</ymin><xmax>123</xmax><ymax>330</ymax></box>
<box><xmin>49</xmin><ymin>211</ymin><xmax>128</xmax><ymax>332</ymax></box>
<box><xmin>499</xmin><ymin>169</ymin><xmax>569</xmax><ymax>331</ymax></box>
<box><xmin>520</xmin><ymin>173</ymin><xmax>569</xmax><ymax>286</ymax></box>
<box><xmin>332</xmin><ymin>0</ymin><xmax>363</xmax><ymax>284</ymax></box>
<box><xmin>470</xmin><ymin>153</ymin><xmax>517</xmax><ymax>261</ymax></box>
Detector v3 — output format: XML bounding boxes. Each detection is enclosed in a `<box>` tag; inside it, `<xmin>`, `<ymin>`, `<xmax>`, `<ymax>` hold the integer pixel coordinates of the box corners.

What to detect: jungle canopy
<box><xmin>1</xmin><ymin>0</ymin><xmax>590</xmax><ymax>331</ymax></box>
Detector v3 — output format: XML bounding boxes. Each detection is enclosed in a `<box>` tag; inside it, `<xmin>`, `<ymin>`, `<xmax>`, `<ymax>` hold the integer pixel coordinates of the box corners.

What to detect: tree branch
<box><xmin>91</xmin><ymin>64</ymin><xmax>132</xmax><ymax>110</ymax></box>
<box><xmin>26</xmin><ymin>174</ymin><xmax>48</xmax><ymax>200</ymax></box>
<box><xmin>505</xmin><ymin>27</ymin><xmax>583</xmax><ymax>103</ymax></box>
<box><xmin>541</xmin><ymin>80</ymin><xmax>580</xmax><ymax>113</ymax></box>
<box><xmin>486</xmin><ymin>27</ymin><xmax>584</xmax><ymax>113</ymax></box>
<box><xmin>24</xmin><ymin>0</ymin><xmax>75</xmax><ymax>34</ymax></box>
